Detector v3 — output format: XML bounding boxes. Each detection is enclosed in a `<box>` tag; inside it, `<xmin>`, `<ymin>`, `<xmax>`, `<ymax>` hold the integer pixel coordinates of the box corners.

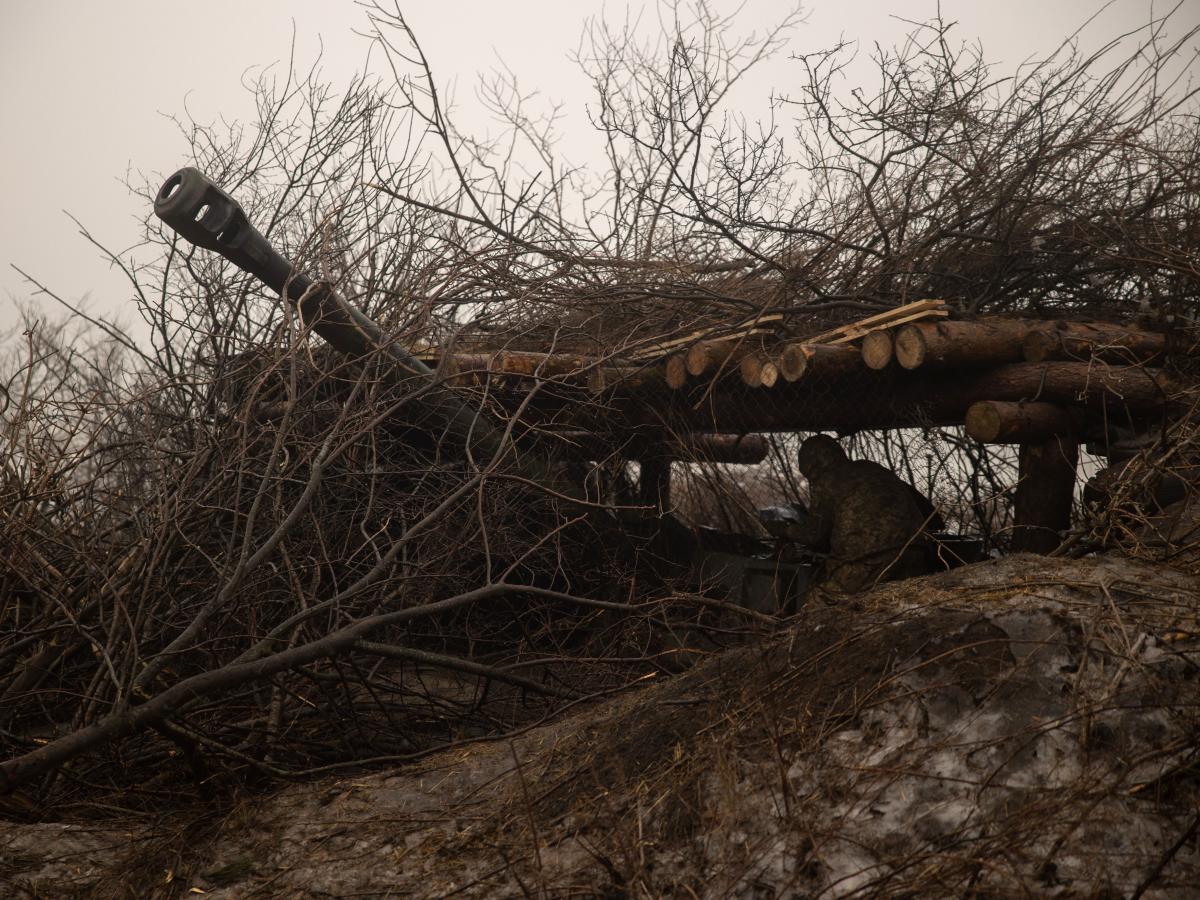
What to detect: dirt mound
<box><xmin>3</xmin><ymin>554</ymin><xmax>1198</xmax><ymax>898</ymax></box>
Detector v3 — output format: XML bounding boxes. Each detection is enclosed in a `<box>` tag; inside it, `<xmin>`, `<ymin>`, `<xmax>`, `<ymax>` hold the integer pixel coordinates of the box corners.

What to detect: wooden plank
<box><xmin>825</xmin><ymin>308</ymin><xmax>949</xmax><ymax>344</ymax></box>
<box><xmin>799</xmin><ymin>299</ymin><xmax>947</xmax><ymax>344</ymax></box>
<box><xmin>626</xmin><ymin>313</ymin><xmax>783</xmax><ymax>360</ymax></box>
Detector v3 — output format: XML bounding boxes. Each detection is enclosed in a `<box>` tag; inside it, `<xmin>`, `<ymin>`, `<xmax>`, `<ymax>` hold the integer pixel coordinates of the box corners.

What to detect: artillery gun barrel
<box><xmin>153</xmin><ymin>167</ymin><xmax>543</xmax><ymax>479</ymax></box>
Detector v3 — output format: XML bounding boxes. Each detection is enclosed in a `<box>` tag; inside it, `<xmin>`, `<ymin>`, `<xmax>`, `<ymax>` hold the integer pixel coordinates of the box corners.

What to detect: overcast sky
<box><xmin>2</xmin><ymin>1</ymin><xmax>1196</xmax><ymax>343</ymax></box>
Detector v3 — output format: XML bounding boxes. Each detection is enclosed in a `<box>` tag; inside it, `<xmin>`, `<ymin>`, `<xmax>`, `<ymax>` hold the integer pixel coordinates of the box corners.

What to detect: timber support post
<box><xmin>1011</xmin><ymin>436</ymin><xmax>1079</xmax><ymax>554</ymax></box>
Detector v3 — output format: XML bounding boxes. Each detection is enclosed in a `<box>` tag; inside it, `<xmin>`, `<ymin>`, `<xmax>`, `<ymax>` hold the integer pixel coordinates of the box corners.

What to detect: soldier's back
<box><xmin>826</xmin><ymin>459</ymin><xmax>930</xmax><ymax>591</ymax></box>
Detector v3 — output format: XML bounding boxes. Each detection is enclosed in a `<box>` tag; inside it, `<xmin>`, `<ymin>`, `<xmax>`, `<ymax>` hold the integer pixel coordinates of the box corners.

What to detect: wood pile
<box><xmin>415</xmin><ymin>302</ymin><xmax>1184</xmax><ymax>441</ymax></box>
<box><xmin>408</xmin><ymin>303</ymin><xmax>1190</xmax><ymax>558</ymax></box>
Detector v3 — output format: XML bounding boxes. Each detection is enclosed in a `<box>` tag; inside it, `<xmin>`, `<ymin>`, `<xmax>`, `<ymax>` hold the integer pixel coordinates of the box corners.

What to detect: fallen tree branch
<box><xmin>0</xmin><ymin>583</ymin><xmax>642</xmax><ymax>793</ymax></box>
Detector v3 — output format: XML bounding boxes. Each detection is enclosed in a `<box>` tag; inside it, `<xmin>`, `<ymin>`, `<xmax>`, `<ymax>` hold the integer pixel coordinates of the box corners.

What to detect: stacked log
<box><xmin>778</xmin><ymin>344</ymin><xmax>862</xmax><ymax>382</ymax></box>
<box><xmin>1023</xmin><ymin>321</ymin><xmax>1170</xmax><ymax>363</ymax></box>
<box><xmin>965</xmin><ymin>401</ymin><xmax>1084</xmax><ymax>444</ymax></box>
<box><xmin>618</xmin><ymin>361</ymin><xmax>1173</xmax><ymax>434</ymax></box>
<box><xmin>686</xmin><ymin>341</ymin><xmax>737</xmax><ymax>377</ymax></box>
<box><xmin>860</xmin><ymin>331</ymin><xmax>895</xmax><ymax>370</ymax></box>
<box><xmin>894</xmin><ymin>319</ymin><xmax>1032</xmax><ymax>369</ymax></box>
<box><xmin>739</xmin><ymin>353</ymin><xmax>780</xmax><ymax>388</ymax></box>
<box><xmin>683</xmin><ymin>339</ymin><xmax>783</xmax><ymax>389</ymax></box>
<box><xmin>665</xmin><ymin>355</ymin><xmax>689</xmax><ymax>390</ymax></box>
<box><xmin>429</xmin><ymin>321</ymin><xmax>1180</xmax><ymax>439</ymax></box>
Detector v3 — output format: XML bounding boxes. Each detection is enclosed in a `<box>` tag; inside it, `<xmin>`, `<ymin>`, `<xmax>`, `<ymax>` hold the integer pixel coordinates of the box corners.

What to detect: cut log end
<box><xmin>665</xmin><ymin>354</ymin><xmax>689</xmax><ymax>390</ymax></box>
<box><xmin>894</xmin><ymin>325</ymin><xmax>928</xmax><ymax>369</ymax></box>
<box><xmin>861</xmin><ymin>330</ymin><xmax>895</xmax><ymax>370</ymax></box>
<box><xmin>964</xmin><ymin>402</ymin><xmax>1004</xmax><ymax>442</ymax></box>
<box><xmin>740</xmin><ymin>353</ymin><xmax>768</xmax><ymax>387</ymax></box>
<box><xmin>780</xmin><ymin>344</ymin><xmax>809</xmax><ymax>381</ymax></box>
<box><xmin>685</xmin><ymin>342</ymin><xmax>713</xmax><ymax>377</ymax></box>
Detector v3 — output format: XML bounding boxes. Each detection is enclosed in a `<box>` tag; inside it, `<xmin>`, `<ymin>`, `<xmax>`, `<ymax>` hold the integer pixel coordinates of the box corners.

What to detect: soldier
<box><xmin>795</xmin><ymin>434</ymin><xmax>938</xmax><ymax>593</ymax></box>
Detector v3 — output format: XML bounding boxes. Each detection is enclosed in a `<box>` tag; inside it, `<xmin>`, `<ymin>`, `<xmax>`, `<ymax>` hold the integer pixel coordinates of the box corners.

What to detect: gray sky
<box><xmin>2</xmin><ymin>1</ymin><xmax>1196</xmax><ymax>343</ymax></box>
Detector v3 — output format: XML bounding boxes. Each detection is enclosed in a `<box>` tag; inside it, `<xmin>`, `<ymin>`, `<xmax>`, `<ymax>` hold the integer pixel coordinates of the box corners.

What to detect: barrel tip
<box><xmin>153</xmin><ymin>167</ymin><xmax>205</xmax><ymax>216</ymax></box>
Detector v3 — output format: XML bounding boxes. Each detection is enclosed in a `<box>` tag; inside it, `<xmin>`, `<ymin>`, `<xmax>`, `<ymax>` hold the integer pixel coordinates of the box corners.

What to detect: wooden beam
<box><xmin>614</xmin><ymin>362</ymin><xmax>1173</xmax><ymax>433</ymax></box>
<box><xmin>895</xmin><ymin>319</ymin><xmax>1032</xmax><ymax>370</ymax></box>
<box><xmin>778</xmin><ymin>343</ymin><xmax>863</xmax><ymax>382</ymax></box>
<box><xmin>1012</xmin><ymin>437</ymin><xmax>1079</xmax><ymax>554</ymax></box>
<box><xmin>586</xmin><ymin>365</ymin><xmax>667</xmax><ymax>394</ymax></box>
<box><xmin>965</xmin><ymin>401</ymin><xmax>1084</xmax><ymax>444</ymax></box>
<box><xmin>1023</xmin><ymin>321</ymin><xmax>1170</xmax><ymax>364</ymax></box>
